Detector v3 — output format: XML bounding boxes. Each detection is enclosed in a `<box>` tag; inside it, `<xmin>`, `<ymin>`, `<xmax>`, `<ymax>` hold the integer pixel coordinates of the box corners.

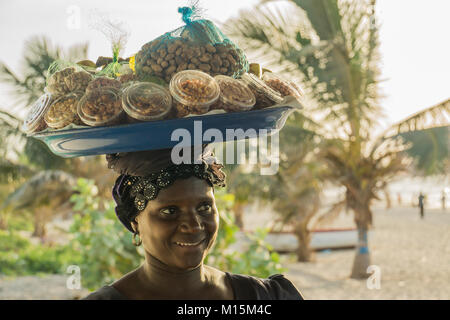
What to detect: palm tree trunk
<box><xmin>233</xmin><ymin>202</ymin><xmax>245</xmax><ymax>230</ymax></box>
<box><xmin>293</xmin><ymin>221</ymin><xmax>314</xmax><ymax>262</ymax></box>
<box><xmin>32</xmin><ymin>207</ymin><xmax>48</xmax><ymax>238</ymax></box>
<box><xmin>350</xmin><ymin>224</ymin><xmax>371</xmax><ymax>279</ymax></box>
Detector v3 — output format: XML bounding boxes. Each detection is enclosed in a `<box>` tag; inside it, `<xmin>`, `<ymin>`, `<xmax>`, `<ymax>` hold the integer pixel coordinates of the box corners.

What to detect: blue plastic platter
<box><xmin>31</xmin><ymin>106</ymin><xmax>296</xmax><ymax>158</ymax></box>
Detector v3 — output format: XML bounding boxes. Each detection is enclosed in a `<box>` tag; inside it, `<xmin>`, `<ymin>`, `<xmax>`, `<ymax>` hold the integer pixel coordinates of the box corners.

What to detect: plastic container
<box><xmin>65</xmin><ymin>69</ymin><xmax>93</xmax><ymax>93</ymax></box>
<box><xmin>169</xmin><ymin>70</ymin><xmax>220</xmax><ymax>117</ymax></box>
<box><xmin>122</xmin><ymin>82</ymin><xmax>172</xmax><ymax>122</ymax></box>
<box><xmin>46</xmin><ymin>65</ymin><xmax>92</xmax><ymax>95</ymax></box>
<box><xmin>77</xmin><ymin>87</ymin><xmax>124</xmax><ymax>127</ymax></box>
<box><xmin>240</xmin><ymin>73</ymin><xmax>283</xmax><ymax>109</ymax></box>
<box><xmin>212</xmin><ymin>75</ymin><xmax>255</xmax><ymax>112</ymax></box>
<box><xmin>262</xmin><ymin>72</ymin><xmax>302</xmax><ymax>101</ymax></box>
<box><xmin>44</xmin><ymin>92</ymin><xmax>83</xmax><ymax>129</ymax></box>
<box><xmin>85</xmin><ymin>76</ymin><xmax>122</xmax><ymax>94</ymax></box>
<box><xmin>22</xmin><ymin>93</ymin><xmax>53</xmax><ymax>134</ymax></box>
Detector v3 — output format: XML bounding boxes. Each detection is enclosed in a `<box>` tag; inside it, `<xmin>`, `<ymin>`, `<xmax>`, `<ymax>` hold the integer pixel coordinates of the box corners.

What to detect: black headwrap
<box><xmin>107</xmin><ymin>145</ymin><xmax>226</xmax><ymax>232</ymax></box>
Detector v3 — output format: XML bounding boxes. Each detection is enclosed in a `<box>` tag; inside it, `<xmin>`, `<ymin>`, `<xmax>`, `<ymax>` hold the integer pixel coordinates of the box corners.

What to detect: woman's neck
<box><xmin>136</xmin><ymin>252</ymin><xmax>214</xmax><ymax>298</ymax></box>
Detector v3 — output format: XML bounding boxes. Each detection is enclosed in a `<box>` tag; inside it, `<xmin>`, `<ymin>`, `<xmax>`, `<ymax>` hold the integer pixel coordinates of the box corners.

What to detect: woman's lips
<box><xmin>174</xmin><ymin>239</ymin><xmax>206</xmax><ymax>249</ymax></box>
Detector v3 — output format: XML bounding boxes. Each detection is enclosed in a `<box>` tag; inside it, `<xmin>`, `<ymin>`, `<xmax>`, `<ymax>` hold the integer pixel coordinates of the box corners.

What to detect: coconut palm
<box><xmin>225</xmin><ymin>0</ymin><xmax>449</xmax><ymax>278</ymax></box>
<box><xmin>0</xmin><ymin>35</ymin><xmax>88</xmax><ymax>109</ymax></box>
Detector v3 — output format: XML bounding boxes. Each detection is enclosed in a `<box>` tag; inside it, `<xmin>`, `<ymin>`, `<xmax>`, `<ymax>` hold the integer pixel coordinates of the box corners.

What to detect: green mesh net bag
<box><xmin>135</xmin><ymin>3</ymin><xmax>249</xmax><ymax>84</ymax></box>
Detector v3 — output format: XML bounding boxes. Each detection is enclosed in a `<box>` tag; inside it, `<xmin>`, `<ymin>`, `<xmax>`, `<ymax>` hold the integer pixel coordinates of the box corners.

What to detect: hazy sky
<box><xmin>0</xmin><ymin>0</ymin><xmax>448</xmax><ymax>128</ymax></box>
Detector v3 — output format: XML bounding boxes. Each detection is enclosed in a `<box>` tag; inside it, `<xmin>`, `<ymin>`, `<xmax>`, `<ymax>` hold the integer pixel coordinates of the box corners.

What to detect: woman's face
<box><xmin>132</xmin><ymin>176</ymin><xmax>219</xmax><ymax>271</ymax></box>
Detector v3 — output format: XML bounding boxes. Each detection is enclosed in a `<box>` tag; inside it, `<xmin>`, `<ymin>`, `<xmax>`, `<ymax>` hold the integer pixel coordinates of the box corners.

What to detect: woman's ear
<box><xmin>131</xmin><ymin>220</ymin><xmax>139</xmax><ymax>234</ymax></box>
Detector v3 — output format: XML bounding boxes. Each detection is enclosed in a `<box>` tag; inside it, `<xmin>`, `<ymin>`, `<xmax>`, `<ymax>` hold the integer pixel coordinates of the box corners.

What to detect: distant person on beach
<box><xmin>418</xmin><ymin>193</ymin><xmax>425</xmax><ymax>219</ymax></box>
<box><xmin>441</xmin><ymin>190</ymin><xmax>446</xmax><ymax>210</ymax></box>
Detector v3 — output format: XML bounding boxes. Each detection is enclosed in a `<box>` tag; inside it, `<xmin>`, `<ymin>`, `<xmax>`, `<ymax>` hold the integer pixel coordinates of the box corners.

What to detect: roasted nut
<box><xmin>265</xmin><ymin>78</ymin><xmax>296</xmax><ymax>97</ymax></box>
<box><xmin>44</xmin><ymin>94</ymin><xmax>80</xmax><ymax>129</ymax></box>
<box><xmin>47</xmin><ymin>67</ymin><xmax>76</xmax><ymax>95</ymax></box>
<box><xmin>79</xmin><ymin>89</ymin><xmax>123</xmax><ymax>126</ymax></box>
<box><xmin>117</xmin><ymin>73</ymin><xmax>138</xmax><ymax>84</ymax></box>
<box><xmin>86</xmin><ymin>77</ymin><xmax>122</xmax><ymax>93</ymax></box>
<box><xmin>65</xmin><ymin>71</ymin><xmax>92</xmax><ymax>92</ymax></box>
<box><xmin>210</xmin><ymin>76</ymin><xmax>255</xmax><ymax>112</ymax></box>
<box><xmin>136</xmin><ymin>37</ymin><xmax>249</xmax><ymax>82</ymax></box>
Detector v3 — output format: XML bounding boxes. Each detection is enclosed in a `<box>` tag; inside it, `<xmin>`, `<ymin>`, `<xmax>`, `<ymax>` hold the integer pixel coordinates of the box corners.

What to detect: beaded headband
<box><xmin>115</xmin><ymin>161</ymin><xmax>226</xmax><ymax>212</ymax></box>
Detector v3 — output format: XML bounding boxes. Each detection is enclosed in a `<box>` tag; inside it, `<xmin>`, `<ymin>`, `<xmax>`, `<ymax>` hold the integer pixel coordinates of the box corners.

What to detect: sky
<box><xmin>0</xmin><ymin>0</ymin><xmax>448</xmax><ymax>129</ymax></box>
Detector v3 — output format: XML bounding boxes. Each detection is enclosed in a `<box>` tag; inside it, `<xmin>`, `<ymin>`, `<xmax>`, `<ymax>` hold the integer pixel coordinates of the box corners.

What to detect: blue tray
<box><xmin>31</xmin><ymin>106</ymin><xmax>296</xmax><ymax>158</ymax></box>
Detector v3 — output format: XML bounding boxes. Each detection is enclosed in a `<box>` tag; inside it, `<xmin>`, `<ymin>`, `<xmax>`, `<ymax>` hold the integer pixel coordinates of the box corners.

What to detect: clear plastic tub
<box><xmin>22</xmin><ymin>93</ymin><xmax>53</xmax><ymax>134</ymax></box>
<box><xmin>65</xmin><ymin>69</ymin><xmax>93</xmax><ymax>93</ymax></box>
<box><xmin>44</xmin><ymin>92</ymin><xmax>83</xmax><ymax>129</ymax></box>
<box><xmin>122</xmin><ymin>82</ymin><xmax>172</xmax><ymax>121</ymax></box>
<box><xmin>262</xmin><ymin>72</ymin><xmax>302</xmax><ymax>101</ymax></box>
<box><xmin>240</xmin><ymin>73</ymin><xmax>283</xmax><ymax>109</ymax></box>
<box><xmin>86</xmin><ymin>76</ymin><xmax>122</xmax><ymax>94</ymax></box>
<box><xmin>169</xmin><ymin>70</ymin><xmax>220</xmax><ymax>116</ymax></box>
<box><xmin>77</xmin><ymin>87</ymin><xmax>124</xmax><ymax>127</ymax></box>
<box><xmin>212</xmin><ymin>75</ymin><xmax>255</xmax><ymax>112</ymax></box>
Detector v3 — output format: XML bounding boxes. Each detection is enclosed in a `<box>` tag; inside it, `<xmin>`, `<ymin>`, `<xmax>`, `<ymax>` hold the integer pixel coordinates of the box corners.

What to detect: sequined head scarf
<box><xmin>107</xmin><ymin>145</ymin><xmax>226</xmax><ymax>232</ymax></box>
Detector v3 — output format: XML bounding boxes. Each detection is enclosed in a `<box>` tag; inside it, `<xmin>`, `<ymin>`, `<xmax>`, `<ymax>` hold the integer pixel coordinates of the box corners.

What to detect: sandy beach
<box><xmin>0</xmin><ymin>206</ymin><xmax>448</xmax><ymax>299</ymax></box>
<box><xmin>285</xmin><ymin>207</ymin><xmax>450</xmax><ymax>300</ymax></box>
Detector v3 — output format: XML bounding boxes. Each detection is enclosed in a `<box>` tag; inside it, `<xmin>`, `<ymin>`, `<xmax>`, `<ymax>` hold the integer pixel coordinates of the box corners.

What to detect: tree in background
<box><xmin>0</xmin><ymin>36</ymin><xmax>116</xmax><ymax>237</ymax></box>
<box><xmin>226</xmin><ymin>0</ymin><xmax>449</xmax><ymax>278</ymax></box>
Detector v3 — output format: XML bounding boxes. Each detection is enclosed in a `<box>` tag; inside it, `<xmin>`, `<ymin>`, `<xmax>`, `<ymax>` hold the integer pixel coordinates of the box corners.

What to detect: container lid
<box><xmin>22</xmin><ymin>93</ymin><xmax>53</xmax><ymax>133</ymax></box>
<box><xmin>214</xmin><ymin>75</ymin><xmax>256</xmax><ymax>110</ymax></box>
<box><xmin>240</xmin><ymin>73</ymin><xmax>283</xmax><ymax>104</ymax></box>
<box><xmin>122</xmin><ymin>82</ymin><xmax>172</xmax><ymax>121</ymax></box>
<box><xmin>262</xmin><ymin>72</ymin><xmax>303</xmax><ymax>100</ymax></box>
<box><xmin>44</xmin><ymin>92</ymin><xmax>80</xmax><ymax>129</ymax></box>
<box><xmin>77</xmin><ymin>87</ymin><xmax>123</xmax><ymax>126</ymax></box>
<box><xmin>86</xmin><ymin>76</ymin><xmax>122</xmax><ymax>93</ymax></box>
<box><xmin>169</xmin><ymin>70</ymin><xmax>220</xmax><ymax>108</ymax></box>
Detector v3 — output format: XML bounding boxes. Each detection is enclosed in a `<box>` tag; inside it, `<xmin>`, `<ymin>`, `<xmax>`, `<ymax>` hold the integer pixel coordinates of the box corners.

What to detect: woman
<box><xmin>83</xmin><ymin>146</ymin><xmax>303</xmax><ymax>300</ymax></box>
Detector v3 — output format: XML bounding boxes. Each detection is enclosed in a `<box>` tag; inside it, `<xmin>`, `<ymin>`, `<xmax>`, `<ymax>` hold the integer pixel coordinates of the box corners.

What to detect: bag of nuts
<box><xmin>46</xmin><ymin>61</ymin><xmax>93</xmax><ymax>96</ymax></box>
<box><xmin>135</xmin><ymin>4</ymin><xmax>249</xmax><ymax>84</ymax></box>
<box><xmin>91</xmin><ymin>12</ymin><xmax>131</xmax><ymax>79</ymax></box>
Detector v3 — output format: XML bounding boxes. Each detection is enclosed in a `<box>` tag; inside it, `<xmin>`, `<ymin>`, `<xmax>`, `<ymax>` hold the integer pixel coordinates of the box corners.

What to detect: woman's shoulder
<box><xmin>82</xmin><ymin>285</ymin><xmax>128</xmax><ymax>300</ymax></box>
<box><xmin>226</xmin><ymin>272</ymin><xmax>304</xmax><ymax>300</ymax></box>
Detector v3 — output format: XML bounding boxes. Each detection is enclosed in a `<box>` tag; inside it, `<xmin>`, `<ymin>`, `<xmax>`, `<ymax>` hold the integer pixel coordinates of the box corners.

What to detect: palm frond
<box><xmin>383</xmin><ymin>98</ymin><xmax>450</xmax><ymax>138</ymax></box>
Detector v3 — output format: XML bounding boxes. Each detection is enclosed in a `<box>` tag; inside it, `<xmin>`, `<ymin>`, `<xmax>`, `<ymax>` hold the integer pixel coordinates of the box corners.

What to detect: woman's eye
<box><xmin>160</xmin><ymin>207</ymin><xmax>177</xmax><ymax>215</ymax></box>
<box><xmin>197</xmin><ymin>204</ymin><xmax>212</xmax><ymax>213</ymax></box>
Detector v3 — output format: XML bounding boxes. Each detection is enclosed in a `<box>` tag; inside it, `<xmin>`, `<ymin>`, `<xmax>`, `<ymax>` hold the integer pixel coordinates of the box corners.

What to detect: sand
<box><xmin>0</xmin><ymin>206</ymin><xmax>448</xmax><ymax>299</ymax></box>
<box><xmin>285</xmin><ymin>207</ymin><xmax>450</xmax><ymax>300</ymax></box>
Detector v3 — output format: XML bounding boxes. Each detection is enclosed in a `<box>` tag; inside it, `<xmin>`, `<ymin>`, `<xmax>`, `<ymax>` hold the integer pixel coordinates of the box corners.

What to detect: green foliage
<box><xmin>206</xmin><ymin>189</ymin><xmax>286</xmax><ymax>278</ymax></box>
<box><xmin>68</xmin><ymin>178</ymin><xmax>143</xmax><ymax>290</ymax></box>
<box><xmin>399</xmin><ymin>126</ymin><xmax>449</xmax><ymax>175</ymax></box>
<box><xmin>0</xmin><ymin>230</ymin><xmax>72</xmax><ymax>276</ymax></box>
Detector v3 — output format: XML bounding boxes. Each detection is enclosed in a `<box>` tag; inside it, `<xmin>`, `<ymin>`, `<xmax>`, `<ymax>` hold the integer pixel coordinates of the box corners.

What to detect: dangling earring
<box><xmin>132</xmin><ymin>232</ymin><xmax>142</xmax><ymax>246</ymax></box>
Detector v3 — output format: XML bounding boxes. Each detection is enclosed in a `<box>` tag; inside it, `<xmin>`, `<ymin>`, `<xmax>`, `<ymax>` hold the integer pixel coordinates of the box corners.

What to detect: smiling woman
<box><xmin>82</xmin><ymin>145</ymin><xmax>303</xmax><ymax>300</ymax></box>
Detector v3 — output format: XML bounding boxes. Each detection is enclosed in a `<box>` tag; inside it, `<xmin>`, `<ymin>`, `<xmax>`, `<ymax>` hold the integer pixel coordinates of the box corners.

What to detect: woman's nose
<box><xmin>179</xmin><ymin>212</ymin><xmax>205</xmax><ymax>233</ymax></box>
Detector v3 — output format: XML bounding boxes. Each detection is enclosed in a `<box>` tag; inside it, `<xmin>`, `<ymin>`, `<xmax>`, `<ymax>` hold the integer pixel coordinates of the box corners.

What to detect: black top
<box><xmin>82</xmin><ymin>272</ymin><xmax>304</xmax><ymax>300</ymax></box>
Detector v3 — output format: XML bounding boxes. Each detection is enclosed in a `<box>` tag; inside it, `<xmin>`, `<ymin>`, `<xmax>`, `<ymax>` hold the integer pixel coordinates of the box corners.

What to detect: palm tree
<box><xmin>225</xmin><ymin>0</ymin><xmax>449</xmax><ymax>278</ymax></box>
<box><xmin>0</xmin><ymin>36</ymin><xmax>118</xmax><ymax>235</ymax></box>
<box><xmin>0</xmin><ymin>35</ymin><xmax>88</xmax><ymax>109</ymax></box>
